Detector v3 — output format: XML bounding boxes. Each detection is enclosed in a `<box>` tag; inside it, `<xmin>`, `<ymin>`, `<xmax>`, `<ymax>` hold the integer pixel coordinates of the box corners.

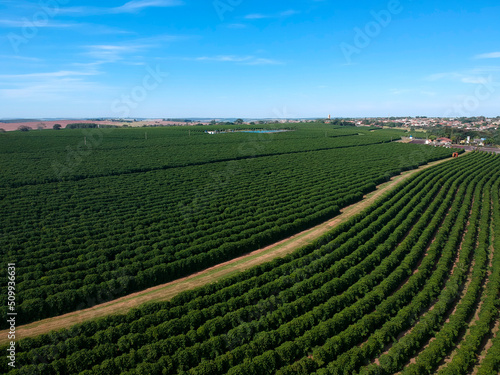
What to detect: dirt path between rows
<box><xmin>0</xmin><ymin>157</ymin><xmax>454</xmax><ymax>345</ymax></box>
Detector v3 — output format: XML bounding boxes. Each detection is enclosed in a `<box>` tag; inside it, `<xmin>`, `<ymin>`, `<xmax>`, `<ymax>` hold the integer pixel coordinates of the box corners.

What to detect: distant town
<box><xmin>1</xmin><ymin>116</ymin><xmax>499</xmax><ymax>131</ymax></box>
<box><xmin>350</xmin><ymin>116</ymin><xmax>500</xmax><ymax>131</ymax></box>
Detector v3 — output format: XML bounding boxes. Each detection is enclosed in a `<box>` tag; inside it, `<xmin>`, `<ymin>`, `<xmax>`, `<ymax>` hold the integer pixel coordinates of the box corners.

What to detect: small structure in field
<box><xmin>436</xmin><ymin>137</ymin><xmax>452</xmax><ymax>146</ymax></box>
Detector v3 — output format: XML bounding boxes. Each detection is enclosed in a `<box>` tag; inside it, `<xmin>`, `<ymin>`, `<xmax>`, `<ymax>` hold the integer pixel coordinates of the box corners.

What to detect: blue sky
<box><xmin>0</xmin><ymin>0</ymin><xmax>500</xmax><ymax>118</ymax></box>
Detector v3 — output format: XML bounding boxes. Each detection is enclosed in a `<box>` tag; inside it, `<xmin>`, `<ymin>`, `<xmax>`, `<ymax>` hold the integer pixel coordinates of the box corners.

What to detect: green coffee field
<box><xmin>1</xmin><ymin>124</ymin><xmax>447</xmax><ymax>326</ymax></box>
<box><xmin>2</xmin><ymin>124</ymin><xmax>498</xmax><ymax>374</ymax></box>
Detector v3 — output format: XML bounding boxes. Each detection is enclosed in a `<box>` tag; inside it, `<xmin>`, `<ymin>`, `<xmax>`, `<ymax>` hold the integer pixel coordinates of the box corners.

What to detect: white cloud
<box><xmin>471</xmin><ymin>66</ymin><xmax>500</xmax><ymax>73</ymax></box>
<box><xmin>0</xmin><ymin>19</ymin><xmax>131</xmax><ymax>35</ymax></box>
<box><xmin>84</xmin><ymin>35</ymin><xmax>187</xmax><ymax>62</ymax></box>
<box><xmin>244</xmin><ymin>10</ymin><xmax>299</xmax><ymax>20</ymax></box>
<box><xmin>227</xmin><ymin>23</ymin><xmax>247</xmax><ymax>29</ymax></box>
<box><xmin>474</xmin><ymin>52</ymin><xmax>500</xmax><ymax>59</ymax></box>
<box><xmin>244</xmin><ymin>58</ymin><xmax>282</xmax><ymax>65</ymax></box>
<box><xmin>115</xmin><ymin>0</ymin><xmax>184</xmax><ymax>13</ymax></box>
<box><xmin>390</xmin><ymin>88</ymin><xmax>437</xmax><ymax>97</ymax></box>
<box><xmin>280</xmin><ymin>10</ymin><xmax>300</xmax><ymax>17</ymax></box>
<box><xmin>0</xmin><ymin>55</ymin><xmax>41</xmax><ymax>62</ymax></box>
<box><xmin>0</xmin><ymin>69</ymin><xmax>106</xmax><ymax>100</ymax></box>
<box><xmin>193</xmin><ymin>55</ymin><xmax>282</xmax><ymax>65</ymax></box>
<box><xmin>425</xmin><ymin>72</ymin><xmax>463</xmax><ymax>81</ymax></box>
<box><xmin>0</xmin><ymin>80</ymin><xmax>107</xmax><ymax>99</ymax></box>
<box><xmin>425</xmin><ymin>71</ymin><xmax>493</xmax><ymax>84</ymax></box>
<box><xmin>425</xmin><ymin>67</ymin><xmax>500</xmax><ymax>85</ymax></box>
<box><xmin>0</xmin><ymin>19</ymin><xmax>77</xmax><ymax>28</ymax></box>
<box><xmin>59</xmin><ymin>0</ymin><xmax>184</xmax><ymax>16</ymax></box>
<box><xmin>86</xmin><ymin>45</ymin><xmax>148</xmax><ymax>61</ymax></box>
<box><xmin>81</xmin><ymin>24</ymin><xmax>133</xmax><ymax>35</ymax></box>
<box><xmin>461</xmin><ymin>76</ymin><xmax>490</xmax><ymax>84</ymax></box>
<box><xmin>245</xmin><ymin>14</ymin><xmax>270</xmax><ymax>19</ymax></box>
<box><xmin>0</xmin><ymin>70</ymin><xmax>100</xmax><ymax>79</ymax></box>
<box><xmin>196</xmin><ymin>55</ymin><xmax>253</xmax><ymax>62</ymax></box>
<box><xmin>390</xmin><ymin>88</ymin><xmax>412</xmax><ymax>95</ymax></box>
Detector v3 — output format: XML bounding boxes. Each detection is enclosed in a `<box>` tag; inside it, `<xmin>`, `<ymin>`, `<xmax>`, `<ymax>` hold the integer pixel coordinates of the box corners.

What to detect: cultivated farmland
<box><xmin>3</xmin><ymin>124</ymin><xmax>499</xmax><ymax>375</ymax></box>
<box><xmin>2</xmin><ymin>150</ymin><xmax>498</xmax><ymax>375</ymax></box>
<box><xmin>0</xmin><ymin>125</ymin><xmax>453</xmax><ymax>327</ymax></box>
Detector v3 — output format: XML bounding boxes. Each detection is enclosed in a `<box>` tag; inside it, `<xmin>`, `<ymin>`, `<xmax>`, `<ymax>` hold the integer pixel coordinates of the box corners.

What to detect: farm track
<box><xmin>0</xmin><ymin>157</ymin><xmax>454</xmax><ymax>346</ymax></box>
